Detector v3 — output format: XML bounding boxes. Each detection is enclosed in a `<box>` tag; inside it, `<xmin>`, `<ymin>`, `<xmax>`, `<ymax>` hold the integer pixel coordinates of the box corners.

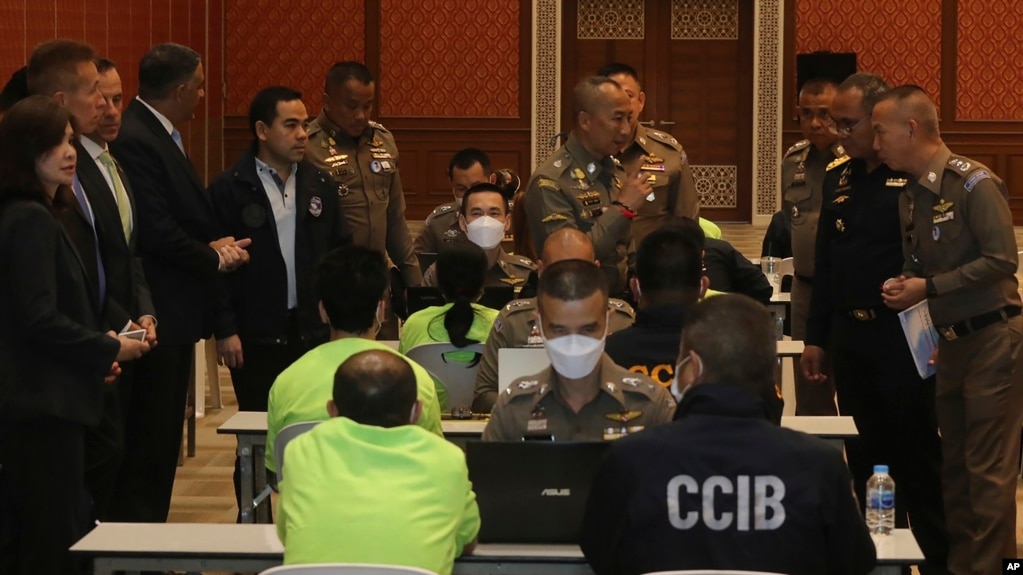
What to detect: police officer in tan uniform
<box><xmin>414</xmin><ymin>148</ymin><xmax>493</xmax><ymax>254</ymax></box>
<box><xmin>783</xmin><ymin>78</ymin><xmax>845</xmax><ymax>416</ymax></box>
<box><xmin>473</xmin><ymin>229</ymin><xmax>635</xmax><ymax>413</ymax></box>
<box><xmin>305</xmin><ymin>61</ymin><xmax>421</xmax><ymax>290</ymax></box>
<box><xmin>482</xmin><ymin>259</ymin><xmax>673</xmax><ymax>441</ymax></box>
<box><xmin>875</xmin><ymin>86</ymin><xmax>1023</xmax><ymax>575</ymax></box>
<box><xmin>599</xmin><ymin>63</ymin><xmax>699</xmax><ymax>247</ymax></box>
<box><xmin>422</xmin><ymin>183</ymin><xmax>535</xmax><ymax>290</ymax></box>
<box><xmin>525</xmin><ymin>76</ymin><xmax>653</xmax><ymax>297</ymax></box>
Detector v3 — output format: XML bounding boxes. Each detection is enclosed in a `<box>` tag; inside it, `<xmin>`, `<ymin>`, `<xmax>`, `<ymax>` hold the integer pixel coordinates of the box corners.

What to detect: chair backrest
<box><xmin>275</xmin><ymin>421</ymin><xmax>320</xmax><ymax>483</ymax></box>
<box><xmin>497</xmin><ymin>347</ymin><xmax>551</xmax><ymax>391</ymax></box>
<box><xmin>404</xmin><ymin>342</ymin><xmax>485</xmax><ymax>411</ymax></box>
<box><xmin>260</xmin><ymin>563</ymin><xmax>438</xmax><ymax>575</ymax></box>
<box><xmin>642</xmin><ymin>571</ymin><xmax>786</xmax><ymax>575</ymax></box>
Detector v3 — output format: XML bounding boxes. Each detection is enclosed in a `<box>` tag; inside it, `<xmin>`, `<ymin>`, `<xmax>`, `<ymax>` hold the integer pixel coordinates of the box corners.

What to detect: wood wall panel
<box><xmin>223</xmin><ymin>116</ymin><xmax>530</xmax><ymax>221</ymax></box>
<box><xmin>0</xmin><ymin>0</ymin><xmax>226</xmax><ymax>185</ymax></box>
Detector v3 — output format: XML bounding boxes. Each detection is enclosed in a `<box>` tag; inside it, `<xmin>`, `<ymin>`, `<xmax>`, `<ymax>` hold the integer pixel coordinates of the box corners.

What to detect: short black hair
<box><xmin>94</xmin><ymin>57</ymin><xmax>116</xmax><ymax>75</ymax></box>
<box><xmin>434</xmin><ymin>242</ymin><xmax>488</xmax><ymax>348</ymax></box>
<box><xmin>573</xmin><ymin>75</ymin><xmax>621</xmax><ymax>118</ymax></box>
<box><xmin>459</xmin><ymin>182</ymin><xmax>508</xmax><ymax>217</ymax></box>
<box><xmin>447</xmin><ymin>147</ymin><xmax>492</xmax><ymax>179</ymax></box>
<box><xmin>332</xmin><ymin>350</ymin><xmax>418</xmax><ymax>428</ymax></box>
<box><xmin>798</xmin><ymin>77</ymin><xmax>837</xmax><ymax>98</ymax></box>
<box><xmin>537</xmin><ymin>259</ymin><xmax>608</xmax><ymax>305</ymax></box>
<box><xmin>248</xmin><ymin>85</ymin><xmax>303</xmax><ymax>138</ymax></box>
<box><xmin>325</xmin><ymin>61</ymin><xmax>374</xmax><ymax>91</ymax></box>
<box><xmin>596</xmin><ymin>62</ymin><xmax>640</xmax><ymax>86</ymax></box>
<box><xmin>27</xmin><ymin>39</ymin><xmax>96</xmax><ymax>97</ymax></box>
<box><xmin>680</xmin><ymin>294</ymin><xmax>776</xmax><ymax>397</ymax></box>
<box><xmin>137</xmin><ymin>43</ymin><xmax>201</xmax><ymax>101</ymax></box>
<box><xmin>636</xmin><ymin>219</ymin><xmax>704</xmax><ymax>293</ymax></box>
<box><xmin>837</xmin><ymin>72</ymin><xmax>890</xmax><ymax>114</ymax></box>
<box><xmin>0</xmin><ymin>66</ymin><xmax>29</xmax><ymax>113</ymax></box>
<box><xmin>317</xmin><ymin>245</ymin><xmax>389</xmax><ymax>333</ymax></box>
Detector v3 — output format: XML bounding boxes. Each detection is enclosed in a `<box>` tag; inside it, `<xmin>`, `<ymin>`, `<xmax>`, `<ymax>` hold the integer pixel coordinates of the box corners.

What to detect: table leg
<box><xmin>238</xmin><ymin>436</ymin><xmax>254</xmax><ymax>524</ymax></box>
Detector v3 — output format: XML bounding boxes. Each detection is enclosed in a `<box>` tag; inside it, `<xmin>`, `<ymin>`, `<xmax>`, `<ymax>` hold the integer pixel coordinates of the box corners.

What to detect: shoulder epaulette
<box><xmin>502</xmin><ymin>298</ymin><xmax>536</xmax><ymax>314</ymax></box>
<box><xmin>785</xmin><ymin>139</ymin><xmax>810</xmax><ymax>157</ymax></box>
<box><xmin>646</xmin><ymin>130</ymin><xmax>682</xmax><ymax>152</ymax></box>
<box><xmin>368</xmin><ymin>120</ymin><xmax>389</xmax><ymax>133</ymax></box>
<box><xmin>608</xmin><ymin>298</ymin><xmax>635</xmax><ymax>317</ymax></box>
<box><xmin>826</xmin><ymin>155</ymin><xmax>851</xmax><ymax>171</ymax></box>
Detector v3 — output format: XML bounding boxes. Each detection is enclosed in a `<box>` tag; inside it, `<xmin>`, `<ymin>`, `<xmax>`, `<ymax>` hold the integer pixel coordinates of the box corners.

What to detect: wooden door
<box><xmin>561</xmin><ymin>0</ymin><xmax>753</xmax><ymax>222</ymax></box>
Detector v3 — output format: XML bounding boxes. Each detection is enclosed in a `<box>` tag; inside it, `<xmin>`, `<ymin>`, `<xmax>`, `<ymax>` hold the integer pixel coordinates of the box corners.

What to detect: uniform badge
<box><xmin>791</xmin><ymin>205</ymin><xmax>800</xmax><ymax>218</ymax></box>
<box><xmin>964</xmin><ymin>170</ymin><xmax>989</xmax><ymax>192</ymax></box>
<box><xmin>526</xmin><ymin>321</ymin><xmax>543</xmax><ymax>346</ymax></box>
<box><xmin>328</xmin><ymin>147</ymin><xmax>338</xmax><ymax>156</ymax></box>
<box><xmin>371</xmin><ymin>138</ymin><xmax>383</xmax><ymax>147</ymax></box>
<box><xmin>640</xmin><ymin>164</ymin><xmax>666</xmax><ymax>172</ymax></box>
<box><xmin>605</xmin><ymin>410</ymin><xmax>642</xmax><ymax>424</ymax></box>
<box><xmin>793</xmin><ymin>161</ymin><xmax>806</xmax><ymax>184</ymax></box>
<box><xmin>370</xmin><ymin>160</ymin><xmax>382</xmax><ymax>174</ymax></box>
<box><xmin>832</xmin><ymin>195</ymin><xmax>849</xmax><ymax>204</ymax></box>
<box><xmin>537</xmin><ymin>178</ymin><xmax>559</xmax><ymax>190</ymax></box>
<box><xmin>605</xmin><ymin>382</ymin><xmax>617</xmax><ymax>393</ymax></box>
<box><xmin>622</xmin><ymin>377</ymin><xmax>642</xmax><ymax>387</ymax></box>
<box><xmin>933</xmin><ymin>199</ymin><xmax>954</xmax><ymax>214</ymax></box>
<box><xmin>517</xmin><ymin>380</ymin><xmax>539</xmax><ymax>390</ymax></box>
<box><xmin>885</xmin><ymin>178</ymin><xmax>908</xmax><ymax>187</ymax></box>
<box><xmin>948</xmin><ymin>158</ymin><xmax>972</xmax><ymax>172</ymax></box>
<box><xmin>319</xmin><ymin>140</ymin><xmax>328</xmax><ymax>149</ymax></box>
<box><xmin>553</xmin><ymin>159</ymin><xmax>563</xmax><ymax>168</ymax></box>
<box><xmin>586</xmin><ymin>162</ymin><xmax>596</xmax><ymax>174</ymax></box>
<box><xmin>932</xmin><ymin>226</ymin><xmax>941</xmax><ymax>241</ymax></box>
<box><xmin>836</xmin><ymin>218</ymin><xmax>845</xmax><ymax>232</ymax></box>
<box><xmin>645</xmin><ymin>155</ymin><xmax>664</xmax><ymax>164</ymax></box>
<box><xmin>838</xmin><ymin>172</ymin><xmax>849</xmax><ymax>187</ymax></box>
<box><xmin>933</xmin><ymin>211</ymin><xmax>954</xmax><ymax>224</ymax></box>
<box><xmin>337</xmin><ymin>183</ymin><xmax>350</xmax><ymax>197</ymax></box>
<box><xmin>645</xmin><ymin>191</ymin><xmax>656</xmax><ymax>202</ymax></box>
<box><xmin>308</xmin><ymin>196</ymin><xmax>323</xmax><ymax>217</ymax></box>
<box><xmin>541</xmin><ymin>213</ymin><xmax>569</xmax><ymax>223</ymax></box>
<box><xmin>443</xmin><ymin>229</ymin><xmax>460</xmax><ymax>238</ymax></box>
<box><xmin>327</xmin><ymin>137</ymin><xmax>336</xmax><ymax>146</ymax></box>
<box><xmin>573</xmin><ymin>167</ymin><xmax>586</xmax><ymax>180</ymax></box>
<box><xmin>927</xmin><ymin>171</ymin><xmax>937</xmax><ymax>183</ymax></box>
<box><xmin>527</xmin><ymin>418</ymin><xmax>548</xmax><ymax>432</ymax></box>
<box><xmin>493</xmin><ymin>317</ymin><xmax>503</xmax><ymax>332</ymax></box>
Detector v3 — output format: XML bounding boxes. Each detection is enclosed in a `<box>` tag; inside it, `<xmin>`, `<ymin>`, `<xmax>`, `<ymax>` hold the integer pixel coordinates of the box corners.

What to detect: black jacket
<box><xmin>0</xmin><ymin>200</ymin><xmax>120</xmax><ymax>425</ymax></box>
<box><xmin>703</xmin><ymin>238</ymin><xmax>774</xmax><ymax>303</ymax></box>
<box><xmin>209</xmin><ymin>146</ymin><xmax>351</xmax><ymax>345</ymax></box>
<box><xmin>75</xmin><ymin>139</ymin><xmax>155</xmax><ymax>329</ymax></box>
<box><xmin>581</xmin><ymin>384</ymin><xmax>876</xmax><ymax>575</ymax></box>
<box><xmin>605</xmin><ymin>304</ymin><xmax>691</xmax><ymax>387</ymax></box>
<box><xmin>110</xmin><ymin>100</ymin><xmax>226</xmax><ymax>345</ymax></box>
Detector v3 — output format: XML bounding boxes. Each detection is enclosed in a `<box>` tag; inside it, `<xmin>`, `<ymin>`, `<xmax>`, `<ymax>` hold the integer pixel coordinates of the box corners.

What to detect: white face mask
<box><xmin>670</xmin><ymin>354</ymin><xmax>703</xmax><ymax>402</ymax></box>
<box><xmin>541</xmin><ymin>324</ymin><xmax>607</xmax><ymax>380</ymax></box>
<box><xmin>465</xmin><ymin>215</ymin><xmax>506</xmax><ymax>250</ymax></box>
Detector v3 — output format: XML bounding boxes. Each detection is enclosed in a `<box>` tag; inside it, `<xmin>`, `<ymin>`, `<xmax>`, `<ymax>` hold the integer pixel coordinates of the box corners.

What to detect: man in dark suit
<box><xmin>108</xmin><ymin>43</ymin><xmax>250</xmax><ymax>523</ymax></box>
<box><xmin>210</xmin><ymin>86</ymin><xmax>351</xmax><ymax>516</ymax></box>
<box><xmin>75</xmin><ymin>57</ymin><xmax>159</xmax><ymax>519</ymax></box>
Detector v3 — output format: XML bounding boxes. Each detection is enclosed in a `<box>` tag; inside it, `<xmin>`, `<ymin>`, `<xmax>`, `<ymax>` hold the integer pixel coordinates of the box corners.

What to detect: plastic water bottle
<box><xmin>865</xmin><ymin>465</ymin><xmax>895</xmax><ymax>536</ymax></box>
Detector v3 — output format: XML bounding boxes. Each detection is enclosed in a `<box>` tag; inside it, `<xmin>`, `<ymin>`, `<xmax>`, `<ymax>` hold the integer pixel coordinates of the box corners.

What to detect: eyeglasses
<box><xmin>830</xmin><ymin>114</ymin><xmax>870</xmax><ymax>136</ymax></box>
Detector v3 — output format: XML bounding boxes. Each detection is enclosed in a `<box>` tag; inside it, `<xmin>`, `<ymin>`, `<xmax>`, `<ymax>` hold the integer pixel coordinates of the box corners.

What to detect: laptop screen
<box><xmin>465</xmin><ymin>441</ymin><xmax>610</xmax><ymax>544</ymax></box>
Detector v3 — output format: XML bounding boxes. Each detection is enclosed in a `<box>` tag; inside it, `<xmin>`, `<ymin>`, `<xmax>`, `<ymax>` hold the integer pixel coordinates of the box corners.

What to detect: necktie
<box><xmin>98</xmin><ymin>150</ymin><xmax>132</xmax><ymax>241</ymax></box>
<box><xmin>71</xmin><ymin>174</ymin><xmax>106</xmax><ymax>305</ymax></box>
<box><xmin>171</xmin><ymin>129</ymin><xmax>185</xmax><ymax>155</ymax></box>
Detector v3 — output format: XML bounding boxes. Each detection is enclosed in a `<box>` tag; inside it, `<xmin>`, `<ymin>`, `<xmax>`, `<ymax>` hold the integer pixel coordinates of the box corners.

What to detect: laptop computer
<box><xmin>465</xmin><ymin>441</ymin><xmax>610</xmax><ymax>544</ymax></box>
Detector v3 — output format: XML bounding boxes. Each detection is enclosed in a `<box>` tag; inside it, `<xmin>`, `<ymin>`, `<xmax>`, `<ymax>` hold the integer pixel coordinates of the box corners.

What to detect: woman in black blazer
<box><xmin>0</xmin><ymin>96</ymin><xmax>149</xmax><ymax>575</ymax></box>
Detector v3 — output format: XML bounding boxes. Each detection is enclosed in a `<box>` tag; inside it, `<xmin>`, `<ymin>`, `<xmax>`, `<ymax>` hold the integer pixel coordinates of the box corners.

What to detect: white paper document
<box><xmin>898</xmin><ymin>300</ymin><xmax>939</xmax><ymax>379</ymax></box>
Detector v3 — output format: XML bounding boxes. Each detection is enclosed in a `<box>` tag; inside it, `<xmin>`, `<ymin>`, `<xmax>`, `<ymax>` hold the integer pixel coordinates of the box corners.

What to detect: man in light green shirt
<box><xmin>266</xmin><ymin>245</ymin><xmax>442</xmax><ymax>473</ymax></box>
<box><xmin>277</xmin><ymin>350</ymin><xmax>479</xmax><ymax>574</ymax></box>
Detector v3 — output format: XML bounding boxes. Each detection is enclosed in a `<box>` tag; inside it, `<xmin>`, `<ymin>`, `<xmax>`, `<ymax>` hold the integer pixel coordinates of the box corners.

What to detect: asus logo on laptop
<box><xmin>540</xmin><ymin>488</ymin><xmax>571</xmax><ymax>496</ymax></box>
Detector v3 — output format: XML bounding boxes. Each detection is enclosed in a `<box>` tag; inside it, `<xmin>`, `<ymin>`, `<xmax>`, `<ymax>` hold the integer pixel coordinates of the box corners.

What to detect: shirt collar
<box><xmin>565</xmin><ymin>132</ymin><xmax>612</xmax><ymax>183</ymax></box>
<box><xmin>917</xmin><ymin>143</ymin><xmax>952</xmax><ymax>196</ymax></box>
<box><xmin>136</xmin><ymin>96</ymin><xmax>176</xmax><ymax>137</ymax></box>
<box><xmin>675</xmin><ymin>383</ymin><xmax>778</xmax><ymax>423</ymax></box>
<box><xmin>78</xmin><ymin>135</ymin><xmax>107</xmax><ymax>161</ymax></box>
<box><xmin>253</xmin><ymin>157</ymin><xmax>296</xmax><ymax>179</ymax></box>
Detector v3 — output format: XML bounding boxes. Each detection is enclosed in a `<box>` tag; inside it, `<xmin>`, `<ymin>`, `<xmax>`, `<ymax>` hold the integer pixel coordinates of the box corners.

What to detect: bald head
<box><xmin>331</xmin><ymin>350</ymin><xmax>418</xmax><ymax>428</ymax></box>
<box><xmin>541</xmin><ymin>228</ymin><xmax>596</xmax><ymax>265</ymax></box>
<box><xmin>573</xmin><ymin>76</ymin><xmax>621</xmax><ymax>119</ymax></box>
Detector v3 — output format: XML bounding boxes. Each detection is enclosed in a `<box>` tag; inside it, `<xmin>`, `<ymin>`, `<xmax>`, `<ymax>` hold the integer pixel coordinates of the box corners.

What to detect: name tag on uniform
<box><xmin>527</xmin><ymin>419</ymin><xmax>548</xmax><ymax>432</ymax></box>
<box><xmin>933</xmin><ymin>211</ymin><xmax>955</xmax><ymax>224</ymax></box>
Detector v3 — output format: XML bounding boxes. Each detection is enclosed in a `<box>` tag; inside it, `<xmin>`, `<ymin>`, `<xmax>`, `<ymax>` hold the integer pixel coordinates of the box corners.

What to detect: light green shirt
<box><xmin>399</xmin><ymin>302</ymin><xmax>498</xmax><ymax>354</ymax></box>
<box><xmin>277</xmin><ymin>417</ymin><xmax>480</xmax><ymax>574</ymax></box>
<box><xmin>266</xmin><ymin>338</ymin><xmax>443</xmax><ymax>472</ymax></box>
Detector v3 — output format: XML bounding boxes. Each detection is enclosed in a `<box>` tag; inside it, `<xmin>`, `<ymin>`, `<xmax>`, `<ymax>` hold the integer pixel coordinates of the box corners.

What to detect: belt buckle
<box><xmin>938</xmin><ymin>326</ymin><xmax>958</xmax><ymax>341</ymax></box>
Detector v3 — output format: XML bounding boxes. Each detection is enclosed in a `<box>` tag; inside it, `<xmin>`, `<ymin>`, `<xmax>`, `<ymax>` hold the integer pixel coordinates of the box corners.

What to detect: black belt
<box><xmin>936</xmin><ymin>306</ymin><xmax>1021</xmax><ymax>341</ymax></box>
<box><xmin>843</xmin><ymin>305</ymin><xmax>892</xmax><ymax>322</ymax></box>
<box><xmin>794</xmin><ymin>274</ymin><xmax>813</xmax><ymax>285</ymax></box>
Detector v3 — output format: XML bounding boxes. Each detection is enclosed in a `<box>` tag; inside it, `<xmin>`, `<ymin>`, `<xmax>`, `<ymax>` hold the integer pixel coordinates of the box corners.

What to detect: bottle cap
<box><xmin>873</xmin><ymin>465</ymin><xmax>889</xmax><ymax>474</ymax></box>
